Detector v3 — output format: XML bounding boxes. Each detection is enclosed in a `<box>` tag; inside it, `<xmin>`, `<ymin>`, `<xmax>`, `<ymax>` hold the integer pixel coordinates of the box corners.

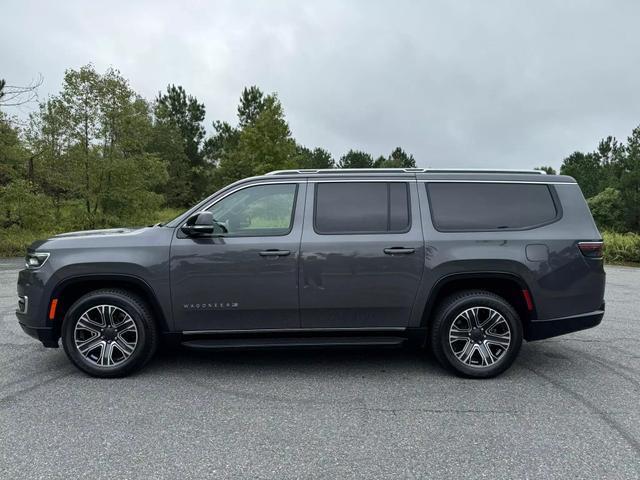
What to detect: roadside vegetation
<box><xmin>1</xmin><ymin>65</ymin><xmax>639</xmax><ymax>264</ymax></box>
<box><xmin>0</xmin><ymin>65</ymin><xmax>416</xmax><ymax>256</ymax></box>
<box><xmin>601</xmin><ymin>231</ymin><xmax>640</xmax><ymax>265</ymax></box>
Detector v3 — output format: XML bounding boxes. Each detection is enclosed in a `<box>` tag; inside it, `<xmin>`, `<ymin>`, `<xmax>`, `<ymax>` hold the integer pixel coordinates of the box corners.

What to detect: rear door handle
<box><xmin>259</xmin><ymin>249</ymin><xmax>291</xmax><ymax>257</ymax></box>
<box><xmin>384</xmin><ymin>247</ymin><xmax>415</xmax><ymax>255</ymax></box>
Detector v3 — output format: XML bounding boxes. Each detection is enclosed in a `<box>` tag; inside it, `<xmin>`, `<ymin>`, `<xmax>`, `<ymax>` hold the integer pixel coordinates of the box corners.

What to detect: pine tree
<box><xmin>338</xmin><ymin>150</ymin><xmax>374</xmax><ymax>168</ymax></box>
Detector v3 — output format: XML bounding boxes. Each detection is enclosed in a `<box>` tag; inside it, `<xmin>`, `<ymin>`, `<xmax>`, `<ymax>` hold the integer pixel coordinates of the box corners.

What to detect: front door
<box><xmin>299</xmin><ymin>180</ymin><xmax>424</xmax><ymax>328</ymax></box>
<box><xmin>170</xmin><ymin>181</ymin><xmax>306</xmax><ymax>332</ymax></box>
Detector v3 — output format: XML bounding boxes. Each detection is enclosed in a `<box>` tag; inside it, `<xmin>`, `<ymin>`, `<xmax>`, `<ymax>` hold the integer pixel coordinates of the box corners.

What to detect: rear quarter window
<box><xmin>426</xmin><ymin>182</ymin><xmax>560</xmax><ymax>231</ymax></box>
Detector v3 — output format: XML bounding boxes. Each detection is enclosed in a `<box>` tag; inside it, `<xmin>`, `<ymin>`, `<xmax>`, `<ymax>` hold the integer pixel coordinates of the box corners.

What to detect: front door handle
<box><xmin>259</xmin><ymin>249</ymin><xmax>291</xmax><ymax>257</ymax></box>
<box><xmin>383</xmin><ymin>247</ymin><xmax>415</xmax><ymax>255</ymax></box>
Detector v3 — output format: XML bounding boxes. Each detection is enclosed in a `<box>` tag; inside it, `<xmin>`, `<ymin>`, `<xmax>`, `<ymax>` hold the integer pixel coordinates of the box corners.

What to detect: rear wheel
<box><xmin>430</xmin><ymin>290</ymin><xmax>522</xmax><ymax>378</ymax></box>
<box><xmin>61</xmin><ymin>289</ymin><xmax>158</xmax><ymax>377</ymax></box>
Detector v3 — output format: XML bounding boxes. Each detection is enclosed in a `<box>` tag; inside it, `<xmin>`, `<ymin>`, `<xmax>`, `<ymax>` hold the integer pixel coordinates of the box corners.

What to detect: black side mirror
<box><xmin>181</xmin><ymin>211</ymin><xmax>224</xmax><ymax>236</ymax></box>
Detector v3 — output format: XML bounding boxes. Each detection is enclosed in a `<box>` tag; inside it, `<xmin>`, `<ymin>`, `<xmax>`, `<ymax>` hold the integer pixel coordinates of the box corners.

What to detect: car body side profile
<box><xmin>16</xmin><ymin>168</ymin><xmax>606</xmax><ymax>378</ymax></box>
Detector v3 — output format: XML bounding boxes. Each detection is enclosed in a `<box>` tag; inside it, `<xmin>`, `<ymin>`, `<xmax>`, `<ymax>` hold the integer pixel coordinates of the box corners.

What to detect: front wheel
<box><xmin>430</xmin><ymin>290</ymin><xmax>523</xmax><ymax>378</ymax></box>
<box><xmin>61</xmin><ymin>289</ymin><xmax>158</xmax><ymax>378</ymax></box>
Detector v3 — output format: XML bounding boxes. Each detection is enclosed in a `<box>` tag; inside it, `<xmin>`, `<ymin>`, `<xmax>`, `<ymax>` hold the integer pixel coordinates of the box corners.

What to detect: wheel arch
<box><xmin>419</xmin><ymin>272</ymin><xmax>535</xmax><ymax>332</ymax></box>
<box><xmin>50</xmin><ymin>274</ymin><xmax>170</xmax><ymax>335</ymax></box>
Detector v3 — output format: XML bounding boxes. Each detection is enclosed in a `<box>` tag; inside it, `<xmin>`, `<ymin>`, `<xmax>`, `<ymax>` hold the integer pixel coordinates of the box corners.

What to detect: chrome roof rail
<box><xmin>266</xmin><ymin>168</ymin><xmax>545</xmax><ymax>175</ymax></box>
<box><xmin>265</xmin><ymin>168</ymin><xmax>426</xmax><ymax>175</ymax></box>
<box><xmin>424</xmin><ymin>168</ymin><xmax>545</xmax><ymax>175</ymax></box>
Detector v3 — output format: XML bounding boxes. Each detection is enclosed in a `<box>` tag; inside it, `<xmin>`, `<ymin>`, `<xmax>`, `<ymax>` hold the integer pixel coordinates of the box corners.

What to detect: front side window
<box><xmin>314</xmin><ymin>182</ymin><xmax>410</xmax><ymax>234</ymax></box>
<box><xmin>426</xmin><ymin>182</ymin><xmax>559</xmax><ymax>231</ymax></box>
<box><xmin>207</xmin><ymin>183</ymin><xmax>297</xmax><ymax>236</ymax></box>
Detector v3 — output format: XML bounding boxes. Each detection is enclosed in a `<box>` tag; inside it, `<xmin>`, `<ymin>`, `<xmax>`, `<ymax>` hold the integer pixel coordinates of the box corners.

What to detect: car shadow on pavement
<box><xmin>148</xmin><ymin>345</ymin><xmax>447</xmax><ymax>376</ymax></box>
<box><xmin>138</xmin><ymin>340</ymin><xmax>594</xmax><ymax>381</ymax></box>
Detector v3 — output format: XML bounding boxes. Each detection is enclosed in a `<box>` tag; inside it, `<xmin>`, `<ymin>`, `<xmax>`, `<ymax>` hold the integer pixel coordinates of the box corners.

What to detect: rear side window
<box><xmin>426</xmin><ymin>182</ymin><xmax>559</xmax><ymax>231</ymax></box>
<box><xmin>315</xmin><ymin>182</ymin><xmax>410</xmax><ymax>234</ymax></box>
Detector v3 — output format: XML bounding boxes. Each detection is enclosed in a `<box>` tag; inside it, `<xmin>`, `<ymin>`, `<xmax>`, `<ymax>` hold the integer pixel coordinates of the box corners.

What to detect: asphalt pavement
<box><xmin>1</xmin><ymin>257</ymin><xmax>638</xmax><ymax>479</ymax></box>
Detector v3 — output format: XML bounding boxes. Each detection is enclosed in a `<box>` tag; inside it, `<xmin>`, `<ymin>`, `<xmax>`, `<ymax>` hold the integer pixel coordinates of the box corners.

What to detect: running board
<box><xmin>181</xmin><ymin>336</ymin><xmax>406</xmax><ymax>350</ymax></box>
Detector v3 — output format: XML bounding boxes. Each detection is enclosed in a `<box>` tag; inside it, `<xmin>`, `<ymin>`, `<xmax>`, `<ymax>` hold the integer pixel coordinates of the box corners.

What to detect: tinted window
<box><xmin>427</xmin><ymin>182</ymin><xmax>558</xmax><ymax>231</ymax></box>
<box><xmin>315</xmin><ymin>182</ymin><xmax>410</xmax><ymax>234</ymax></box>
<box><xmin>208</xmin><ymin>183</ymin><xmax>297</xmax><ymax>236</ymax></box>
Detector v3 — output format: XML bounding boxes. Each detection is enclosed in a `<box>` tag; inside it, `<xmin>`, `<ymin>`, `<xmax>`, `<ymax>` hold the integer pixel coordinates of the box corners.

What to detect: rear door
<box><xmin>299</xmin><ymin>179</ymin><xmax>424</xmax><ymax>328</ymax></box>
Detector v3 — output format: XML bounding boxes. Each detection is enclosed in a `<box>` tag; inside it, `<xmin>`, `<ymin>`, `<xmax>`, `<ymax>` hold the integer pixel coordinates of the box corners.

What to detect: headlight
<box><xmin>25</xmin><ymin>252</ymin><xmax>50</xmax><ymax>269</ymax></box>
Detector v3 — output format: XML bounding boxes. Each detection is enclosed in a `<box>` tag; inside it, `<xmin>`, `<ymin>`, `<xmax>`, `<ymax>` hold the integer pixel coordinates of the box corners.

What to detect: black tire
<box><xmin>429</xmin><ymin>290</ymin><xmax>522</xmax><ymax>378</ymax></box>
<box><xmin>61</xmin><ymin>289</ymin><xmax>158</xmax><ymax>378</ymax></box>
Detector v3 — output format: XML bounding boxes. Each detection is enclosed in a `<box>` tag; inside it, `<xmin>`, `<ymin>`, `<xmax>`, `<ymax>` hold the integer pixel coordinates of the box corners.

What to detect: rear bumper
<box><xmin>525</xmin><ymin>304</ymin><xmax>604</xmax><ymax>341</ymax></box>
<box><xmin>18</xmin><ymin>322</ymin><xmax>59</xmax><ymax>348</ymax></box>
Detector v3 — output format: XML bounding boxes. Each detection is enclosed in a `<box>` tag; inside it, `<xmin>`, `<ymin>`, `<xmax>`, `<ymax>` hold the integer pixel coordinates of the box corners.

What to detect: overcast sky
<box><xmin>2</xmin><ymin>0</ymin><xmax>640</xmax><ymax>170</ymax></box>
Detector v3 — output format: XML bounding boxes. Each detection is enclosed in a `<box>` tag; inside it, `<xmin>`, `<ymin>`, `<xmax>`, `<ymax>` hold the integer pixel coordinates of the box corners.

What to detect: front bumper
<box><xmin>525</xmin><ymin>304</ymin><xmax>604</xmax><ymax>341</ymax></box>
<box><xmin>16</xmin><ymin>262</ymin><xmax>60</xmax><ymax>348</ymax></box>
<box><xmin>18</xmin><ymin>322</ymin><xmax>59</xmax><ymax>348</ymax></box>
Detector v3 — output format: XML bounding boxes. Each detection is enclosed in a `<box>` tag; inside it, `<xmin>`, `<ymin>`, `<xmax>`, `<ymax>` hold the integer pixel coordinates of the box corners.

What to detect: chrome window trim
<box><xmin>418</xmin><ymin>180</ymin><xmax>576</xmax><ymax>185</ymax></box>
<box><xmin>308</xmin><ymin>179</ymin><xmax>575</xmax><ymax>185</ymax></box>
<box><xmin>308</xmin><ymin>179</ymin><xmax>415</xmax><ymax>183</ymax></box>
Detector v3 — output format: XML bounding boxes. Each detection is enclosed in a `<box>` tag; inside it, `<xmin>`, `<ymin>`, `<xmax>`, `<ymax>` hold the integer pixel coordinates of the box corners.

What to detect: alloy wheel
<box><xmin>448</xmin><ymin>306</ymin><xmax>511</xmax><ymax>368</ymax></box>
<box><xmin>73</xmin><ymin>304</ymin><xmax>138</xmax><ymax>367</ymax></box>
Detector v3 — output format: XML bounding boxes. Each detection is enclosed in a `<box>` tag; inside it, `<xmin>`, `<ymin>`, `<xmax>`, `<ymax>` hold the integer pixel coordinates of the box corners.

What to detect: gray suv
<box><xmin>16</xmin><ymin>169</ymin><xmax>605</xmax><ymax>378</ymax></box>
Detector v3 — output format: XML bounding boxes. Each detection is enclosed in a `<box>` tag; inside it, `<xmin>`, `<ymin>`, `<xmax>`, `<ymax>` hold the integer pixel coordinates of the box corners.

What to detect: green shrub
<box><xmin>0</xmin><ymin>180</ymin><xmax>56</xmax><ymax>231</ymax></box>
<box><xmin>602</xmin><ymin>231</ymin><xmax>640</xmax><ymax>265</ymax></box>
<box><xmin>0</xmin><ymin>228</ymin><xmax>48</xmax><ymax>257</ymax></box>
<box><xmin>153</xmin><ymin>207</ymin><xmax>184</xmax><ymax>224</ymax></box>
<box><xmin>0</xmin><ymin>206</ymin><xmax>187</xmax><ymax>257</ymax></box>
<box><xmin>588</xmin><ymin>188</ymin><xmax>626</xmax><ymax>232</ymax></box>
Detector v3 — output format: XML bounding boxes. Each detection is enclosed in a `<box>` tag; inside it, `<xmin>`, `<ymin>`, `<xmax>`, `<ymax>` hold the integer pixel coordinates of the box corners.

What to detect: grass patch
<box><xmin>602</xmin><ymin>231</ymin><xmax>640</xmax><ymax>265</ymax></box>
<box><xmin>153</xmin><ymin>207</ymin><xmax>184</xmax><ymax>224</ymax></box>
<box><xmin>0</xmin><ymin>229</ymin><xmax>47</xmax><ymax>258</ymax></box>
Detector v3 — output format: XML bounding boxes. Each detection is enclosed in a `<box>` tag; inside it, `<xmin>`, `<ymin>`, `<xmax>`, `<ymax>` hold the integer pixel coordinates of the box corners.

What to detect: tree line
<box><xmin>0</xmin><ymin>65</ymin><xmax>416</xmax><ymax>236</ymax></box>
<box><xmin>1</xmin><ymin>64</ymin><xmax>640</xmax><ymax>243</ymax></box>
<box><xmin>536</xmin><ymin>126</ymin><xmax>640</xmax><ymax>233</ymax></box>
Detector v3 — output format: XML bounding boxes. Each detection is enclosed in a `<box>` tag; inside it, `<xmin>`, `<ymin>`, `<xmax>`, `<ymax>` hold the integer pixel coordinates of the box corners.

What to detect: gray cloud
<box><xmin>2</xmin><ymin>0</ymin><xmax>639</xmax><ymax>170</ymax></box>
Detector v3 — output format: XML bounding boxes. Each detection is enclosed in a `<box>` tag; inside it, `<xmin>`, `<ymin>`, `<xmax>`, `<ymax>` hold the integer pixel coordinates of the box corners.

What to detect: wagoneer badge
<box><xmin>183</xmin><ymin>302</ymin><xmax>239</xmax><ymax>310</ymax></box>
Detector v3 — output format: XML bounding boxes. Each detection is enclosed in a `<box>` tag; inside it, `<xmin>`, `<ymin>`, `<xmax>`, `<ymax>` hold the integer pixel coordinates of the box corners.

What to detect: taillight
<box><xmin>578</xmin><ymin>241</ymin><xmax>604</xmax><ymax>259</ymax></box>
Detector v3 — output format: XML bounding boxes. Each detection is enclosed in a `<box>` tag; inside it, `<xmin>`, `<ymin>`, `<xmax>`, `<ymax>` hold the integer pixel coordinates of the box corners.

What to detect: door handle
<box><xmin>259</xmin><ymin>249</ymin><xmax>291</xmax><ymax>257</ymax></box>
<box><xmin>383</xmin><ymin>247</ymin><xmax>415</xmax><ymax>255</ymax></box>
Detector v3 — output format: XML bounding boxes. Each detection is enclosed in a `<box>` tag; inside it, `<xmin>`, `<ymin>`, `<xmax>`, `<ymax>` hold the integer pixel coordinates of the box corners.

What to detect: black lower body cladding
<box><xmin>18</xmin><ymin>323</ymin><xmax>59</xmax><ymax>348</ymax></box>
<box><xmin>525</xmin><ymin>304</ymin><xmax>605</xmax><ymax>341</ymax></box>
